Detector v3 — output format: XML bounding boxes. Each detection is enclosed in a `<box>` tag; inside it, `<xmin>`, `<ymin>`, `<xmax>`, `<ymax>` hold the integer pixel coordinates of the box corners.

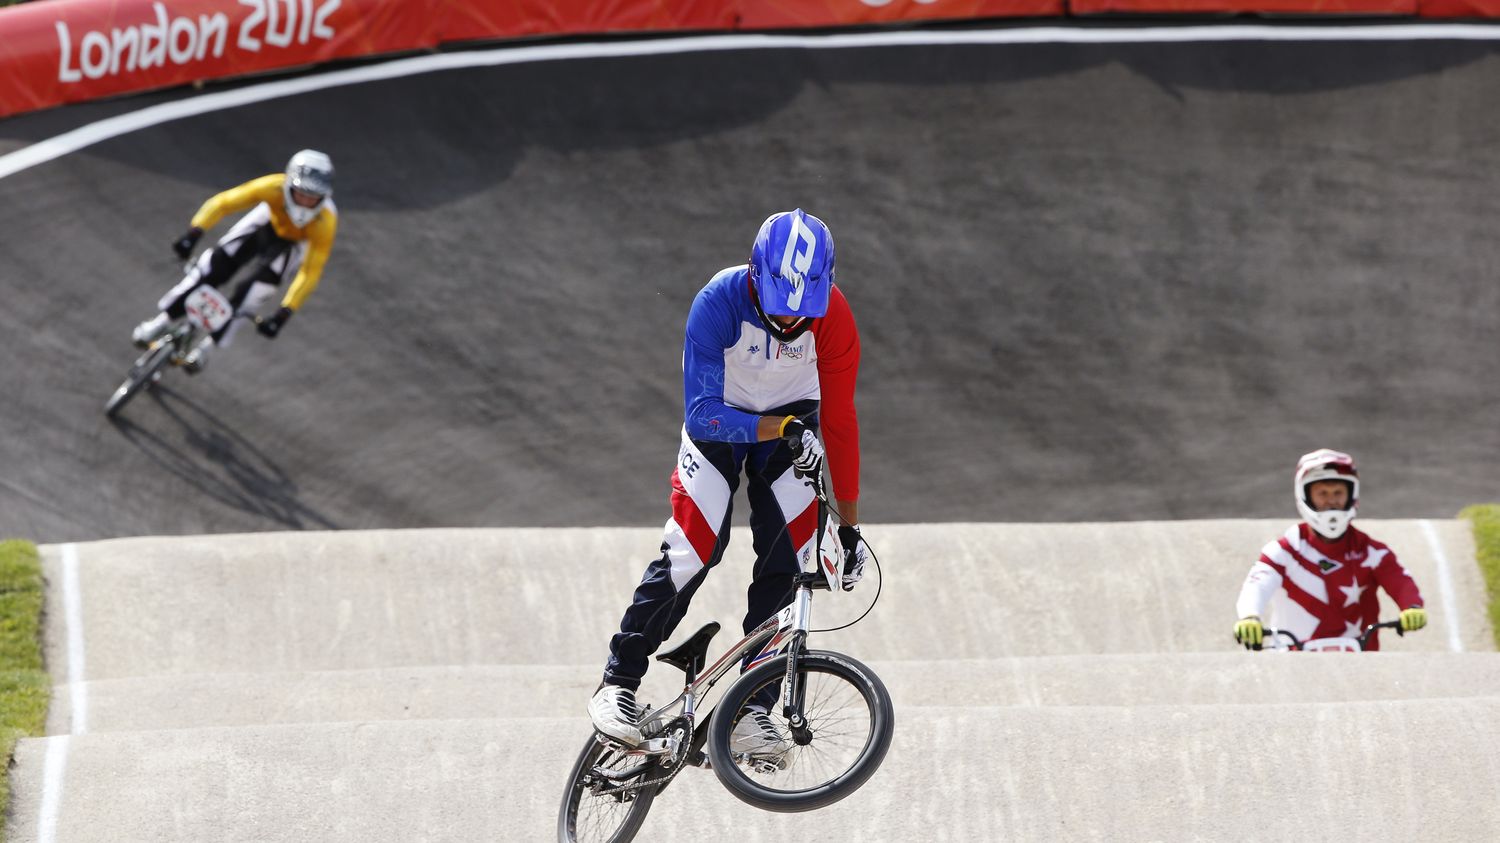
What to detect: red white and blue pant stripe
<box><xmin>603</xmin><ymin>411</ymin><xmax>819</xmax><ymax>691</ymax></box>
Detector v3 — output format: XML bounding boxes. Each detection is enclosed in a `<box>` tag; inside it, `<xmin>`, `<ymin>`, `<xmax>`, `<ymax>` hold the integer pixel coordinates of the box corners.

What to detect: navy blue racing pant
<box><xmin>603</xmin><ymin>409</ymin><xmax>820</xmax><ymax>693</ymax></box>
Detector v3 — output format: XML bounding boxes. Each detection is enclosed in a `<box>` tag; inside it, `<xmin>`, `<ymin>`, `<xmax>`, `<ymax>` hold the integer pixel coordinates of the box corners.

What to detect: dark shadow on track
<box><xmin>107</xmin><ymin>386</ymin><xmax>339</xmax><ymax>531</ymax></box>
<box><xmin>12</xmin><ymin>39</ymin><xmax>1498</xmax><ymax>203</ymax></box>
<box><xmin>1118</xmin><ymin>41</ymin><xmax>1500</xmax><ymax>94</ymax></box>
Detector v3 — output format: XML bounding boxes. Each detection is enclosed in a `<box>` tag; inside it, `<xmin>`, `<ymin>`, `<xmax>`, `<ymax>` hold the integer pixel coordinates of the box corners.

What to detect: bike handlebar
<box><xmin>783</xmin><ymin>434</ymin><xmax>829</xmax><ymax>500</ymax></box>
<box><xmin>1259</xmin><ymin>619</ymin><xmax>1405</xmax><ymax>651</ymax></box>
<box><xmin>780</xmin><ymin>422</ymin><xmax>882</xmax><ymax>633</ymax></box>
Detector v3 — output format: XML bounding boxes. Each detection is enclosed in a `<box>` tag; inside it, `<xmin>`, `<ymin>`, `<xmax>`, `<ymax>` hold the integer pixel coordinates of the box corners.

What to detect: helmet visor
<box><xmin>289</xmin><ymin>187</ymin><xmax>324</xmax><ymax>208</ymax></box>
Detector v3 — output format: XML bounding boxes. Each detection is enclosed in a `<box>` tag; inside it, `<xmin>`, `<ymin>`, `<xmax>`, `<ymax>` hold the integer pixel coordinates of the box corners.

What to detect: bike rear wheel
<box><xmin>707</xmin><ymin>650</ymin><xmax>894</xmax><ymax>813</ymax></box>
<box><xmin>105</xmin><ymin>342</ymin><xmax>174</xmax><ymax>417</ymax></box>
<box><xmin>557</xmin><ymin>733</ymin><xmax>660</xmax><ymax>843</ymax></box>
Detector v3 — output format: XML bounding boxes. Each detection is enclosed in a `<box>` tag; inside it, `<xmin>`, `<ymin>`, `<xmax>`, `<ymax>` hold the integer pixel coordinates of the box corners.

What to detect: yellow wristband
<box><xmin>778</xmin><ymin>416</ymin><xmax>798</xmax><ymax>437</ymax></box>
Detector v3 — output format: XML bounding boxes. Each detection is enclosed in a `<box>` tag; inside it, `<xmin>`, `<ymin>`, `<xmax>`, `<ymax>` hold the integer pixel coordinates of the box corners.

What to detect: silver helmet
<box><xmin>282</xmin><ymin>149</ymin><xmax>333</xmax><ymax>228</ymax></box>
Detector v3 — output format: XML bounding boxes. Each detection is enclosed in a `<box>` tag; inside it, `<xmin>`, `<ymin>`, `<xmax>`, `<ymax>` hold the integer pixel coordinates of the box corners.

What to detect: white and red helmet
<box><xmin>1294</xmin><ymin>448</ymin><xmax>1359</xmax><ymax>540</ymax></box>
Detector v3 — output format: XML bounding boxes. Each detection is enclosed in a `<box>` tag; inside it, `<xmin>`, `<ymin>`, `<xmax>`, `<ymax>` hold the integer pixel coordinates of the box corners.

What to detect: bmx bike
<box><xmin>105</xmin><ymin>285</ymin><xmax>259</xmax><ymax>418</ymax></box>
<box><xmin>557</xmin><ymin>450</ymin><xmax>894</xmax><ymax>842</ymax></box>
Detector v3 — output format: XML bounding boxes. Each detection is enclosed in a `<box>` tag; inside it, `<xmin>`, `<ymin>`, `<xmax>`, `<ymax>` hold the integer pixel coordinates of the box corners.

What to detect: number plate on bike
<box><xmin>185</xmin><ymin>286</ymin><xmax>234</xmax><ymax>333</ymax></box>
<box><xmin>1300</xmin><ymin>638</ymin><xmax>1361</xmax><ymax>653</ymax></box>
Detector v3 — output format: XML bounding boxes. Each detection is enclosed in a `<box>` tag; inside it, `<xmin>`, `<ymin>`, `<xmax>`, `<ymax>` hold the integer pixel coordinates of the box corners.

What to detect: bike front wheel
<box><xmin>707</xmin><ymin>650</ymin><xmax>894</xmax><ymax>813</ymax></box>
<box><xmin>557</xmin><ymin>733</ymin><xmax>660</xmax><ymax>843</ymax></box>
<box><xmin>104</xmin><ymin>342</ymin><xmax>174</xmax><ymax>418</ymax></box>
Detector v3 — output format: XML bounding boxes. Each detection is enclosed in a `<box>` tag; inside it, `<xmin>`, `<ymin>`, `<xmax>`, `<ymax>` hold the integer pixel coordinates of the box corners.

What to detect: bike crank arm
<box><xmin>592</xmin><ymin>760</ymin><xmax>655</xmax><ymax>783</ymax></box>
<box><xmin>596</xmin><ymin>734</ymin><xmax>680</xmax><ymax>759</ymax></box>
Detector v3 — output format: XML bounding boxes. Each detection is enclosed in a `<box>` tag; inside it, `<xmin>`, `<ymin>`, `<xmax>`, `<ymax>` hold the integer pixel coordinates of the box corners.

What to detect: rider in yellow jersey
<box><xmin>131</xmin><ymin>149</ymin><xmax>338</xmax><ymax>372</ymax></box>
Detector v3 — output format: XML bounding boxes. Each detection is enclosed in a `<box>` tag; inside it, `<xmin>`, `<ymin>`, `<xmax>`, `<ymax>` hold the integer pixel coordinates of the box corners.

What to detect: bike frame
<box><xmin>107</xmin><ymin>278</ymin><xmax>270</xmax><ymax>417</ymax></box>
<box><xmin>141</xmin><ymin>305</ymin><xmax>259</xmax><ymax>364</ymax></box>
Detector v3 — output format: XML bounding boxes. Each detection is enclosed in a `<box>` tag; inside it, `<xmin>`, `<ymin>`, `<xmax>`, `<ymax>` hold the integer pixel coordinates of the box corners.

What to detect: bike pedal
<box><xmin>739</xmin><ymin>751</ymin><xmax>789</xmax><ymax>773</ymax></box>
<box><xmin>748</xmin><ymin>757</ymin><xmax>786</xmax><ymax>774</ymax></box>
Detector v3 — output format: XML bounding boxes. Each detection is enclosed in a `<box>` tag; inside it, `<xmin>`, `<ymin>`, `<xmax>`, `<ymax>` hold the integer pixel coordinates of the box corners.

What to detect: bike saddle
<box><xmin>655</xmin><ymin>622</ymin><xmax>720</xmax><ymax>676</ymax></box>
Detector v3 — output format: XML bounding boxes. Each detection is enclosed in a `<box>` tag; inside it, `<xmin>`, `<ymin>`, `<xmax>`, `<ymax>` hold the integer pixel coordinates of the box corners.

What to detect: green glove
<box><xmin>1400</xmin><ymin>606</ymin><xmax>1427</xmax><ymax>632</ymax></box>
<box><xmin>1234</xmin><ymin>616</ymin><xmax>1263</xmax><ymax>649</ymax></box>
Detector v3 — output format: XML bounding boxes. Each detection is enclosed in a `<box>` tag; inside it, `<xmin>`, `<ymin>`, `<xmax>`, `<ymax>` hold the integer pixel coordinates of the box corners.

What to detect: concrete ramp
<box><xmin>42</xmin><ymin>653</ymin><xmax>1500</xmax><ymax>734</ymax></box>
<box><xmin>12</xmin><ymin>702</ymin><xmax>1500</xmax><ymax>841</ymax></box>
<box><xmin>8</xmin><ymin>522</ymin><xmax>1496</xmax><ymax>840</ymax></box>
<box><xmin>32</xmin><ymin>519</ymin><xmax>1489</xmax><ymax>687</ymax></box>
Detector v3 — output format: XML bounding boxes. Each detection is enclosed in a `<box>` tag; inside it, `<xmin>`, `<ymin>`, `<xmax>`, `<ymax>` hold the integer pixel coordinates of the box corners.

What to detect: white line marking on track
<box><xmin>61</xmin><ymin>543</ymin><xmax>88</xmax><ymax>734</ymax></box>
<box><xmin>1419</xmin><ymin>519</ymin><xmax>1464</xmax><ymax>653</ymax></box>
<box><xmin>6</xmin><ymin>24</ymin><xmax>1500</xmax><ymax>181</ymax></box>
<box><xmin>38</xmin><ymin>735</ymin><xmax>69</xmax><ymax>843</ymax></box>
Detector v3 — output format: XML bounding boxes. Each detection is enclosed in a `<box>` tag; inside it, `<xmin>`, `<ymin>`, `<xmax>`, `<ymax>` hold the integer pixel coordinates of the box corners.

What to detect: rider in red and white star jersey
<box><xmin>1234</xmin><ymin>449</ymin><xmax>1427</xmax><ymax>650</ymax></box>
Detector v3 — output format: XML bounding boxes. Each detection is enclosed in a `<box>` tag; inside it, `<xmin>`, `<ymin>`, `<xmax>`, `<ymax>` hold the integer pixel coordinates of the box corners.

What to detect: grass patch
<box><xmin>0</xmin><ymin>540</ymin><xmax>50</xmax><ymax>842</ymax></box>
<box><xmin>1460</xmin><ymin>505</ymin><xmax>1500</xmax><ymax>651</ymax></box>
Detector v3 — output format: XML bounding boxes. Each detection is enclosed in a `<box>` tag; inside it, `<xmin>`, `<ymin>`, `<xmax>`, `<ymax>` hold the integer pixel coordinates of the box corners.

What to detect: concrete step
<box><xmin>37</xmin><ymin>520</ymin><xmax>1490</xmax><ymax>684</ymax></box>
<box><xmin>13</xmin><ymin>699</ymin><xmax>1500</xmax><ymax>842</ymax></box>
<box><xmin>45</xmin><ymin>653</ymin><xmax>1500</xmax><ymax>735</ymax></box>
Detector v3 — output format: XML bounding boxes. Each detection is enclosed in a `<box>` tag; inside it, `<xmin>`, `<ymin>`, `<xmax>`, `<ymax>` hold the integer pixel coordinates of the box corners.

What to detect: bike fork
<box><xmin>780</xmin><ymin>586</ymin><xmax>815</xmax><ymax>746</ymax></box>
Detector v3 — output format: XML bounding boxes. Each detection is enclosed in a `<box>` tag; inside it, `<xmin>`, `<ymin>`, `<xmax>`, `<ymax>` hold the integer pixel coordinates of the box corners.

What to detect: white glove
<box><xmin>837</xmin><ymin>524</ymin><xmax>867</xmax><ymax>591</ymax></box>
<box><xmin>780</xmin><ymin>417</ymin><xmax>824</xmax><ymax>479</ymax></box>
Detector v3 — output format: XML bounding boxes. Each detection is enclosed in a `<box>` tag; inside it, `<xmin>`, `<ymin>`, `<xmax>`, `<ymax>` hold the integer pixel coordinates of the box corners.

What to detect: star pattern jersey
<box><xmin>1236</xmin><ymin>523</ymin><xmax>1423</xmax><ymax>650</ymax></box>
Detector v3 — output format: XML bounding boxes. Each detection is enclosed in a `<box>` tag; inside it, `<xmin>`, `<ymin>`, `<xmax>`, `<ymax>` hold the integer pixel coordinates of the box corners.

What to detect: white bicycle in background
<box><xmin>557</xmin><ymin>448</ymin><xmax>895</xmax><ymax>842</ymax></box>
<box><xmin>104</xmin><ymin>285</ymin><xmax>260</xmax><ymax>418</ymax></box>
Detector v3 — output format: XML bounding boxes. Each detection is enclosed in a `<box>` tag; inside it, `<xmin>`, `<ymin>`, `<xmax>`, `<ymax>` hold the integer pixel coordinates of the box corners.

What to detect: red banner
<box><xmin>6</xmin><ymin>0</ymin><xmax>1495</xmax><ymax>120</ymax></box>
<box><xmin>0</xmin><ymin>0</ymin><xmax>439</xmax><ymax>118</ymax></box>
<box><xmin>435</xmin><ymin>1</ymin><xmax>737</xmax><ymax>44</ymax></box>
<box><xmin>1416</xmin><ymin>0</ymin><xmax>1500</xmax><ymax>13</ymax></box>
<box><xmin>738</xmin><ymin>0</ymin><xmax>1063</xmax><ymax>27</ymax></box>
<box><xmin>1070</xmin><ymin>0</ymin><xmax>1412</xmax><ymax>11</ymax></box>
<box><xmin>0</xmin><ymin>0</ymin><xmax>759</xmax><ymax>118</ymax></box>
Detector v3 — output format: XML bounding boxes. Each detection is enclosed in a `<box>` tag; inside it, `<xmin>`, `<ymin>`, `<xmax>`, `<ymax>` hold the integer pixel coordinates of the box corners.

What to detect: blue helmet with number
<box><xmin>748</xmin><ymin>208</ymin><xmax>835</xmax><ymax>342</ymax></box>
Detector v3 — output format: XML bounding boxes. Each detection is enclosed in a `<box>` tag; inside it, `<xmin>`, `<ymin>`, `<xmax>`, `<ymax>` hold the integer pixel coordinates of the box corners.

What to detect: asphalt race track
<box><xmin>3</xmin><ymin>33</ymin><xmax>1500</xmax><ymax>542</ymax></box>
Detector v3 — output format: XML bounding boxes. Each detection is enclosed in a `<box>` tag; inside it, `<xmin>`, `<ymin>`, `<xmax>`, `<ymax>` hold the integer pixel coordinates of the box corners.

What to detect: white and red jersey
<box><xmin>1236</xmin><ymin>523</ymin><xmax>1423</xmax><ymax>650</ymax></box>
<box><xmin>681</xmin><ymin>265</ymin><xmax>860</xmax><ymax>501</ymax></box>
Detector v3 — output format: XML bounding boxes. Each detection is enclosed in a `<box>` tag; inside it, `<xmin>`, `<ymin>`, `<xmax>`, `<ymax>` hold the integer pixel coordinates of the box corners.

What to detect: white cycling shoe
<box><xmin>730</xmin><ymin>705</ymin><xmax>790</xmax><ymax>767</ymax></box>
<box><xmin>132</xmin><ymin>312</ymin><xmax>171</xmax><ymax>348</ymax></box>
<box><xmin>183</xmin><ymin>337</ymin><xmax>214</xmax><ymax>375</ymax></box>
<box><xmin>589</xmin><ymin>684</ymin><xmax>645</xmax><ymax>747</ymax></box>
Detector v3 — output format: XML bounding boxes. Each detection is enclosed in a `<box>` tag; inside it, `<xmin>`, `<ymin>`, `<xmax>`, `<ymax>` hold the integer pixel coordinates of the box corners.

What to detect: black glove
<box><xmin>780</xmin><ymin>417</ymin><xmax>824</xmax><ymax>479</ymax></box>
<box><xmin>837</xmin><ymin>524</ymin><xmax>867</xmax><ymax>592</ymax></box>
<box><xmin>172</xmin><ymin>226</ymin><xmax>204</xmax><ymax>259</ymax></box>
<box><xmin>257</xmin><ymin>306</ymin><xmax>293</xmax><ymax>339</ymax></box>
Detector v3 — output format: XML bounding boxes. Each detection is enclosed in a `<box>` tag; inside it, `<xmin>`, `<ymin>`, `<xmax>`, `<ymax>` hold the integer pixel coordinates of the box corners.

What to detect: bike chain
<box><xmin>601</xmin><ymin>716</ymin><xmax>698</xmax><ymax>793</ymax></box>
